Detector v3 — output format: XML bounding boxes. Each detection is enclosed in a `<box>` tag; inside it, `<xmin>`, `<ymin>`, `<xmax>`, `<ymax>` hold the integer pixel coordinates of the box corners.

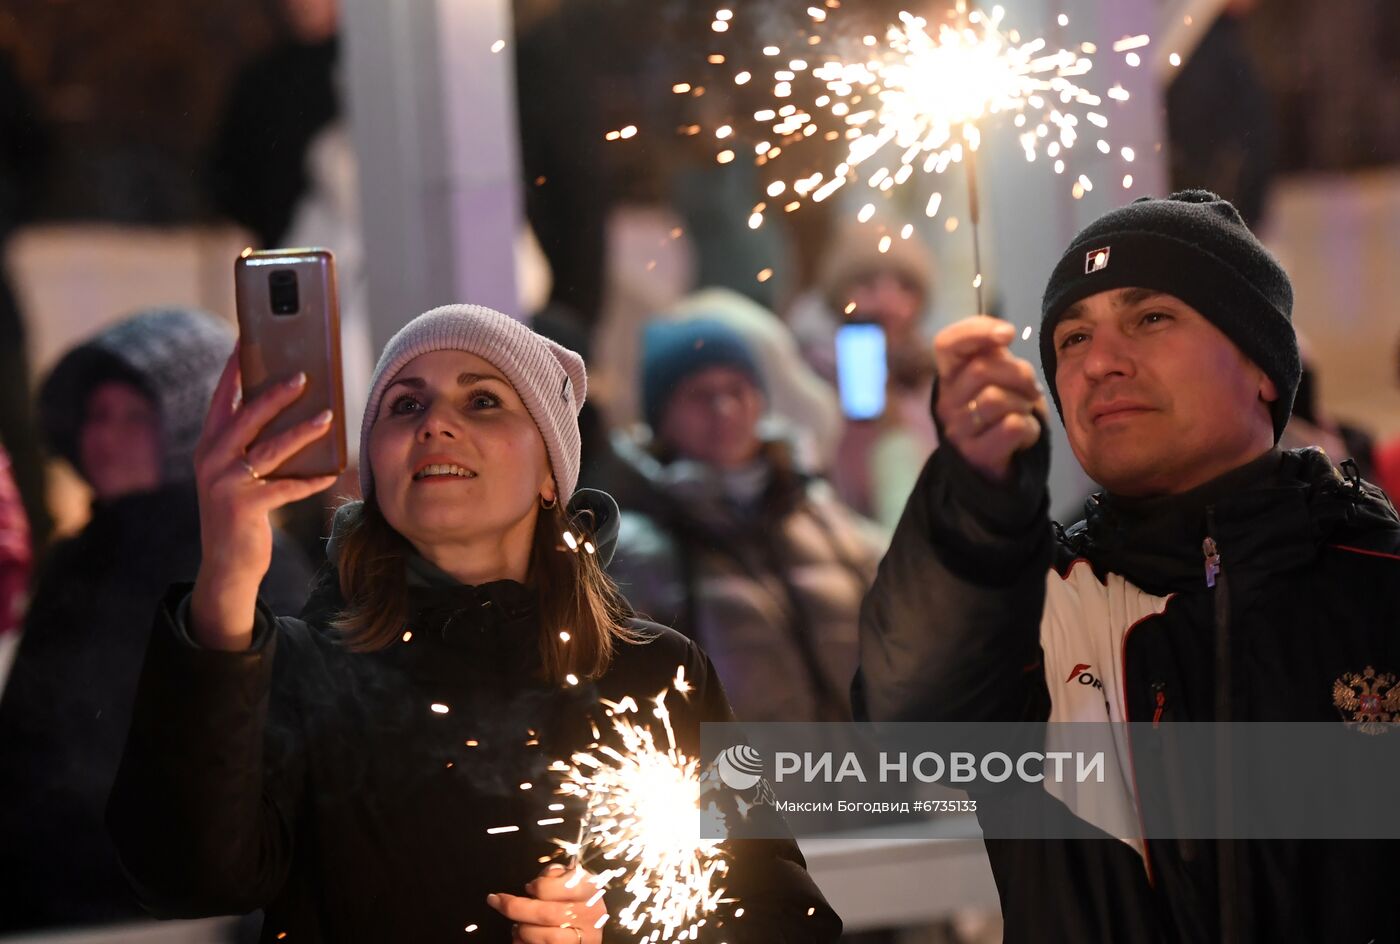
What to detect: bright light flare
<box><xmin>553</xmin><ymin>680</ymin><xmax>726</xmax><ymax>940</ymax></box>
<box><xmin>694</xmin><ymin>5</ymin><xmax>1147</xmax><ymax>222</ymax></box>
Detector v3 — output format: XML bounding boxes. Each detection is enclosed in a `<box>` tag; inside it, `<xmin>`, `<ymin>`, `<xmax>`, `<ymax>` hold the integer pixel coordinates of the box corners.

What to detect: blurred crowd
<box><xmin>0</xmin><ymin>0</ymin><xmax>1397</xmax><ymax>941</ymax></box>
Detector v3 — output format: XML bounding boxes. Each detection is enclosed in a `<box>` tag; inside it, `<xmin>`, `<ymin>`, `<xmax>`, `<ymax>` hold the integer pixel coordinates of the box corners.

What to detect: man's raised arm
<box><xmin>854</xmin><ymin>316</ymin><xmax>1055</xmax><ymax>723</ymax></box>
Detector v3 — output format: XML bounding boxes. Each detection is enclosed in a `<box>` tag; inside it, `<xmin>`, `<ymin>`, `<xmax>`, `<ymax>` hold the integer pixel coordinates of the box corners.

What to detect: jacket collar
<box><xmin>408</xmin><ymin>578</ymin><xmax>539</xmax><ymax>659</ymax></box>
<box><xmin>1064</xmin><ymin>447</ymin><xmax>1398</xmax><ymax>595</ymax></box>
<box><xmin>615</xmin><ymin>434</ymin><xmax>811</xmax><ymax>528</ymax></box>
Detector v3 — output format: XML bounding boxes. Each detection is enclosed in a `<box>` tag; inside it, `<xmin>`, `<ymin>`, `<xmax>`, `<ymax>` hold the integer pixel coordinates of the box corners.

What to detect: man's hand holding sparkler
<box><xmin>488</xmin><ymin>865</ymin><xmax>607</xmax><ymax>944</ymax></box>
<box><xmin>934</xmin><ymin>315</ymin><xmax>1047</xmax><ymax>483</ymax></box>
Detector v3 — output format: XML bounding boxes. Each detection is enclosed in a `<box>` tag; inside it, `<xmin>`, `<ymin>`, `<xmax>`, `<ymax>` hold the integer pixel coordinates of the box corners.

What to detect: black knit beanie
<box><xmin>1038</xmin><ymin>190</ymin><xmax>1299</xmax><ymax>441</ymax></box>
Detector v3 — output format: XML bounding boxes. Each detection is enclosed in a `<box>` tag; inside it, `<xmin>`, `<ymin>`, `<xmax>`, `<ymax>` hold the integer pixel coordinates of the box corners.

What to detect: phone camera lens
<box><xmin>269</xmin><ymin>270</ymin><xmax>300</xmax><ymax>315</ymax></box>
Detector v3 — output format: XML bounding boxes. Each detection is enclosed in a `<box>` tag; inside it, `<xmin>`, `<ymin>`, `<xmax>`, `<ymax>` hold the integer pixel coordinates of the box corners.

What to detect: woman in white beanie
<box><xmin>107</xmin><ymin>304</ymin><xmax>840</xmax><ymax>943</ymax></box>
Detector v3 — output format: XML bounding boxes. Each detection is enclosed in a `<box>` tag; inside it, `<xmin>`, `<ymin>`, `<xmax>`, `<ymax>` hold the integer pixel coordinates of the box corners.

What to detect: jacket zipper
<box><xmin>1202</xmin><ymin>536</ymin><xmax>1221</xmax><ymax>588</ymax></box>
<box><xmin>1205</xmin><ymin>506</ymin><xmax>1241</xmax><ymax>942</ymax></box>
<box><xmin>1204</xmin><ymin>508</ymin><xmax>1231</xmax><ymax>724</ymax></box>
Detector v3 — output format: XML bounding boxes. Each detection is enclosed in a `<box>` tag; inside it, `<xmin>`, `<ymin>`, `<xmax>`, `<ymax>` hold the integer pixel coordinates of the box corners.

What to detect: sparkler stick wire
<box><xmin>567</xmin><ymin>816</ymin><xmax>587</xmax><ymax>870</ymax></box>
<box><xmin>965</xmin><ymin>141</ymin><xmax>985</xmax><ymax>314</ymax></box>
<box><xmin>958</xmin><ymin>0</ymin><xmax>986</xmax><ymax>314</ymax></box>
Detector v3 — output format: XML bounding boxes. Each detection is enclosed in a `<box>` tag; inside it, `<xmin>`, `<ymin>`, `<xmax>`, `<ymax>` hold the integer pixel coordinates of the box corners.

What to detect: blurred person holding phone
<box><xmin>0</xmin><ymin>308</ymin><xmax>314</xmax><ymax>932</ymax></box>
<box><xmin>788</xmin><ymin>223</ymin><xmax>940</xmax><ymax>530</ymax></box>
<box><xmin>105</xmin><ymin>304</ymin><xmax>840</xmax><ymax>942</ymax></box>
<box><xmin>855</xmin><ymin>192</ymin><xmax>1400</xmax><ymax>943</ymax></box>
<box><xmin>610</xmin><ymin>319</ymin><xmax>884</xmax><ymax>724</ymax></box>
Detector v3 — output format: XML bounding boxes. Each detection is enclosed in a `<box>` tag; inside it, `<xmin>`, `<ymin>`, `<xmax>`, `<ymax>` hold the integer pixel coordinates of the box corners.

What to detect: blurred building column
<box><xmin>981</xmin><ymin>0</ymin><xmax>1169</xmax><ymax>518</ymax></box>
<box><xmin>340</xmin><ymin>0</ymin><xmax>522</xmax><ymax>347</ymax></box>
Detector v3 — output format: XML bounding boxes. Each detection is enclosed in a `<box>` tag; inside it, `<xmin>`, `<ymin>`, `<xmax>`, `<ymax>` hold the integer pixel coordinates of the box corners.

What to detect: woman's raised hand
<box><xmin>189</xmin><ymin>347</ymin><xmax>339</xmax><ymax>651</ymax></box>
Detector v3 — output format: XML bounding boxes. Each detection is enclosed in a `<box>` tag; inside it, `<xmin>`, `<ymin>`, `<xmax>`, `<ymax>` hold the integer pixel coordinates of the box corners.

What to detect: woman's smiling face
<box><xmin>367</xmin><ymin>349</ymin><xmax>555</xmax><ymax>551</ymax></box>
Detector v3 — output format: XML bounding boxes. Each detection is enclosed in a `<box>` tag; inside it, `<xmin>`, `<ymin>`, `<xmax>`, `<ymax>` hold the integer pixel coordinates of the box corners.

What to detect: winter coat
<box><xmin>0</xmin><ymin>308</ymin><xmax>316</xmax><ymax>932</ymax></box>
<box><xmin>855</xmin><ymin>438</ymin><xmax>1400</xmax><ymax>944</ymax></box>
<box><xmin>610</xmin><ymin>438</ymin><xmax>883</xmax><ymax>722</ymax></box>
<box><xmin>105</xmin><ymin>505</ymin><xmax>841</xmax><ymax>943</ymax></box>
<box><xmin>0</xmin><ymin>482</ymin><xmax>314</xmax><ymax>931</ymax></box>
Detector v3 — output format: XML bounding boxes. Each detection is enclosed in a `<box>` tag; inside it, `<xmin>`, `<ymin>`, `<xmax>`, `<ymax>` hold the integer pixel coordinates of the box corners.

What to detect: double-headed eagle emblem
<box><xmin>1333</xmin><ymin>666</ymin><xmax>1400</xmax><ymax>735</ymax></box>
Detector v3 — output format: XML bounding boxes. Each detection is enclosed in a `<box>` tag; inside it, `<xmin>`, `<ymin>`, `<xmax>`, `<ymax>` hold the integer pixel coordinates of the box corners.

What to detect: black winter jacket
<box><xmin>106</xmin><ymin>567</ymin><xmax>840</xmax><ymax>942</ymax></box>
<box><xmin>0</xmin><ymin>482</ymin><xmax>313</xmax><ymax>931</ymax></box>
<box><xmin>854</xmin><ymin>440</ymin><xmax>1400</xmax><ymax>944</ymax></box>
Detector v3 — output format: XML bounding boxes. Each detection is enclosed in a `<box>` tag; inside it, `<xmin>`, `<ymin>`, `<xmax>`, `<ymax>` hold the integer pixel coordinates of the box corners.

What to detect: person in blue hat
<box><xmin>611</xmin><ymin>318</ymin><xmax>884</xmax><ymax>723</ymax></box>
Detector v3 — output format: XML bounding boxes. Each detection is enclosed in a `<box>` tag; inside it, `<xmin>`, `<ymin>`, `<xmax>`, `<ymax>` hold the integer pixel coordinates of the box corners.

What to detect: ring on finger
<box><xmin>967</xmin><ymin>397</ymin><xmax>984</xmax><ymax>432</ymax></box>
<box><xmin>564</xmin><ymin>926</ymin><xmax>582</xmax><ymax>944</ymax></box>
<box><xmin>240</xmin><ymin>458</ymin><xmax>263</xmax><ymax>482</ymax></box>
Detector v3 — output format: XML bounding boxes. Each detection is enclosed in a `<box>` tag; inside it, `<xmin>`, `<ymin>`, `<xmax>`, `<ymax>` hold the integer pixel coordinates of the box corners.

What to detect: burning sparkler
<box><xmin>552</xmin><ymin>671</ymin><xmax>728</xmax><ymax>942</ymax></box>
<box><xmin>682</xmin><ymin>1</ymin><xmax>1148</xmax><ymax>307</ymax></box>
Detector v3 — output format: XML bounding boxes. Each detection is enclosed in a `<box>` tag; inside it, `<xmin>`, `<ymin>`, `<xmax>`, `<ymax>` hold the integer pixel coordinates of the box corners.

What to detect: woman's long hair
<box><xmin>330</xmin><ymin>498</ymin><xmax>635</xmax><ymax>684</ymax></box>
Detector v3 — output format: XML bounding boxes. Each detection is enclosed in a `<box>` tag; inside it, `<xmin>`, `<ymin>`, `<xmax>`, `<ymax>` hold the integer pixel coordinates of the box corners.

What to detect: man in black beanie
<box><xmin>855</xmin><ymin>192</ymin><xmax>1400</xmax><ymax>942</ymax></box>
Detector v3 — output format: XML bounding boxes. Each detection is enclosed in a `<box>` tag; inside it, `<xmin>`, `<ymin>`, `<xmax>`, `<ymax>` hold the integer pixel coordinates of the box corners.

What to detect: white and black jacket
<box><xmin>854</xmin><ymin>436</ymin><xmax>1400</xmax><ymax>944</ymax></box>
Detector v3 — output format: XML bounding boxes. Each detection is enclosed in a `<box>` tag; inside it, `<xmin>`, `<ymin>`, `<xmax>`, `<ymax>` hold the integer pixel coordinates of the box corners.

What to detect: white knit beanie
<box><xmin>359</xmin><ymin>304</ymin><xmax>587</xmax><ymax>501</ymax></box>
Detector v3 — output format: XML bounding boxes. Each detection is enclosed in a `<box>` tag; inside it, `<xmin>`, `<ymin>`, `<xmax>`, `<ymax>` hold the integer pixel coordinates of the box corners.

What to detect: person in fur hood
<box><xmin>0</xmin><ymin>307</ymin><xmax>314</xmax><ymax>931</ymax></box>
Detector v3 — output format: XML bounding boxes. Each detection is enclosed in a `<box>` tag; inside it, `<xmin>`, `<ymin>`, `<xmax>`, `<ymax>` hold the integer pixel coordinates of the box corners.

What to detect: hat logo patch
<box><xmin>1085</xmin><ymin>247</ymin><xmax>1111</xmax><ymax>274</ymax></box>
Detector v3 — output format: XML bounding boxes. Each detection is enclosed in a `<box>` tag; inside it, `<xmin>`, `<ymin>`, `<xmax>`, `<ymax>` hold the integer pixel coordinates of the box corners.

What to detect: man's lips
<box><xmin>1089</xmin><ymin>402</ymin><xmax>1156</xmax><ymax>425</ymax></box>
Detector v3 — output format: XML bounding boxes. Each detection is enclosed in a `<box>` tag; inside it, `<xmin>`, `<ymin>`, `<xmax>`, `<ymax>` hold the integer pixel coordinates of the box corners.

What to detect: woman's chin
<box><xmin>394</xmin><ymin>505</ymin><xmax>530</xmax><ymax>546</ymax></box>
<box><xmin>403</xmin><ymin>507</ymin><xmax>477</xmax><ymax>533</ymax></box>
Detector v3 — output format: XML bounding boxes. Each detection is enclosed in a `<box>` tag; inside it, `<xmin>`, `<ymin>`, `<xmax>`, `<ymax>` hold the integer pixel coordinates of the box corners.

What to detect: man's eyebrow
<box><xmin>1117</xmin><ymin>287</ymin><xmax>1166</xmax><ymax>308</ymax></box>
<box><xmin>1059</xmin><ymin>300</ymin><xmax>1087</xmax><ymax>325</ymax></box>
<box><xmin>1058</xmin><ymin>287</ymin><xmax>1169</xmax><ymax>331</ymax></box>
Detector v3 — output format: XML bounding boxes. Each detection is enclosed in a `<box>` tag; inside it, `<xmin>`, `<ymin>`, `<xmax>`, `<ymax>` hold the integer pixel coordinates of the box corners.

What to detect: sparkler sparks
<box><xmin>553</xmin><ymin>678</ymin><xmax>727</xmax><ymax>941</ymax></box>
<box><xmin>682</xmin><ymin>1</ymin><xmax>1146</xmax><ymax>274</ymax></box>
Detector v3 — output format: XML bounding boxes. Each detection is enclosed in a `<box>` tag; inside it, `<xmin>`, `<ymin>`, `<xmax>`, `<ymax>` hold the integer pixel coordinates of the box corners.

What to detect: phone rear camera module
<box><xmin>269</xmin><ymin>270</ymin><xmax>300</xmax><ymax>315</ymax></box>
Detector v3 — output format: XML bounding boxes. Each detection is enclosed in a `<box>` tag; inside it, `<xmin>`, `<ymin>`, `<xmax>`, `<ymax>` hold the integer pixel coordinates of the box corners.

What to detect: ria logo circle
<box><xmin>715</xmin><ymin>745</ymin><xmax>764</xmax><ymax>790</ymax></box>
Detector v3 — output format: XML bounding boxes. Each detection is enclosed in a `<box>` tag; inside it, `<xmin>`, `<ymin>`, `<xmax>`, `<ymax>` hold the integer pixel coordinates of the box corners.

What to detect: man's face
<box><xmin>658</xmin><ymin>366</ymin><xmax>765</xmax><ymax>470</ymax></box>
<box><xmin>1052</xmin><ymin>288</ymin><xmax>1277</xmax><ymax>497</ymax></box>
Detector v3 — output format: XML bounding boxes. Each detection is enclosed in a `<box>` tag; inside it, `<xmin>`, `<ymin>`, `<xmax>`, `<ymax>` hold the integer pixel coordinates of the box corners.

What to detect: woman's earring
<box><xmin>540</xmin><ymin>494</ymin><xmax>557</xmax><ymax>510</ymax></box>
